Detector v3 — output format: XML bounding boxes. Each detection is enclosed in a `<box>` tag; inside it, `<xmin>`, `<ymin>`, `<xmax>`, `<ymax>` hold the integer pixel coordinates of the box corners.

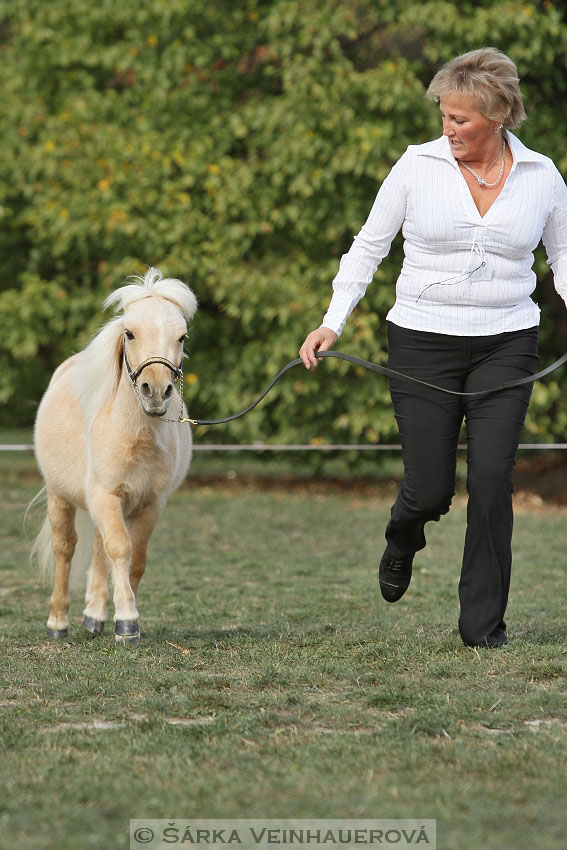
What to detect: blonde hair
<box><xmin>426</xmin><ymin>48</ymin><xmax>526</xmax><ymax>129</ymax></box>
<box><xmin>104</xmin><ymin>267</ymin><xmax>198</xmax><ymax>321</ymax></box>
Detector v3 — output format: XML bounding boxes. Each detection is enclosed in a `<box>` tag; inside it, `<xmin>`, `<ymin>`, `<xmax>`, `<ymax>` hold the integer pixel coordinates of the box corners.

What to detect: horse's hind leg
<box><xmin>83</xmin><ymin>528</ymin><xmax>108</xmax><ymax>637</ymax></box>
<box><xmin>46</xmin><ymin>487</ymin><xmax>77</xmax><ymax>639</ymax></box>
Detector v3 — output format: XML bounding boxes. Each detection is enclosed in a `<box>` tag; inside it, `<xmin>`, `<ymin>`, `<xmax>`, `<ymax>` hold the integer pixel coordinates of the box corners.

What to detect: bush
<box><xmin>1</xmin><ymin>0</ymin><xmax>565</xmax><ymax>451</ymax></box>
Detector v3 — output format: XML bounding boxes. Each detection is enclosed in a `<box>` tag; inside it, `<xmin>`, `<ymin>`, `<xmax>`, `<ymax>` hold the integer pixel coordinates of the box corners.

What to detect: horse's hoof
<box><xmin>83</xmin><ymin>616</ymin><xmax>105</xmax><ymax>637</ymax></box>
<box><xmin>114</xmin><ymin>620</ymin><xmax>140</xmax><ymax>646</ymax></box>
<box><xmin>115</xmin><ymin>633</ymin><xmax>140</xmax><ymax>646</ymax></box>
<box><xmin>46</xmin><ymin>627</ymin><xmax>68</xmax><ymax>639</ymax></box>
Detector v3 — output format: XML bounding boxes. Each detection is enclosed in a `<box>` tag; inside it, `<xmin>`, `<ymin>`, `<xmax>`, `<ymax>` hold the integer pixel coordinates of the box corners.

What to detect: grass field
<box><xmin>1</xmin><ymin>448</ymin><xmax>566</xmax><ymax>850</ymax></box>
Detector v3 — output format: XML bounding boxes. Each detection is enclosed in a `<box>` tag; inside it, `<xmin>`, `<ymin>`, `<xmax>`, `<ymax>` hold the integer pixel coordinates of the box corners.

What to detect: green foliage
<box><xmin>0</xmin><ymin>0</ymin><xmax>566</xmax><ymax>450</ymax></box>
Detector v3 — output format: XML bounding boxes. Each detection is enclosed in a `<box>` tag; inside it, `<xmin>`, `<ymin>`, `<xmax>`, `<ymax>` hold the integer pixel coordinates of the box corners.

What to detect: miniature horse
<box><xmin>32</xmin><ymin>268</ymin><xmax>197</xmax><ymax>645</ymax></box>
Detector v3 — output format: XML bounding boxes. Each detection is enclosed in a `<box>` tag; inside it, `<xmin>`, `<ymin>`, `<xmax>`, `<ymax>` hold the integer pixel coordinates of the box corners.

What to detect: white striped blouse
<box><xmin>321</xmin><ymin>132</ymin><xmax>567</xmax><ymax>337</ymax></box>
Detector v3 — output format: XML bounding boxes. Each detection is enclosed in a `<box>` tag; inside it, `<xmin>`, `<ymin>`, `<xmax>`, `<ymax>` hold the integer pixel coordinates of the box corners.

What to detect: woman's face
<box><xmin>439</xmin><ymin>93</ymin><xmax>501</xmax><ymax>162</ymax></box>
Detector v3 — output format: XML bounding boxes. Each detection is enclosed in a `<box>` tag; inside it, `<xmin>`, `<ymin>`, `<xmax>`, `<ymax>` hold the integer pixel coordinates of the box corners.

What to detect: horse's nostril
<box><xmin>164</xmin><ymin>384</ymin><xmax>173</xmax><ymax>399</ymax></box>
<box><xmin>140</xmin><ymin>382</ymin><xmax>152</xmax><ymax>398</ymax></box>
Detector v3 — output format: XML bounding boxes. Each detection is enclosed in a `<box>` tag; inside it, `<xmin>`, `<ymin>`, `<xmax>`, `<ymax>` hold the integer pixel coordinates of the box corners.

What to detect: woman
<box><xmin>299</xmin><ymin>48</ymin><xmax>567</xmax><ymax>648</ymax></box>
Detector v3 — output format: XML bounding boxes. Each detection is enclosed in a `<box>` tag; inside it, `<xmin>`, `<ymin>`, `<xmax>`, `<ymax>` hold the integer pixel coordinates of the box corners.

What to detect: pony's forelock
<box><xmin>103</xmin><ymin>267</ymin><xmax>198</xmax><ymax>321</ymax></box>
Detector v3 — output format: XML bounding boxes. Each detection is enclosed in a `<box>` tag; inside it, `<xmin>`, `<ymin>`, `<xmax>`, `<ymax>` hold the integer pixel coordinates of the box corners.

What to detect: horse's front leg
<box><xmin>128</xmin><ymin>502</ymin><xmax>163</xmax><ymax>598</ymax></box>
<box><xmin>82</xmin><ymin>528</ymin><xmax>108</xmax><ymax>637</ymax></box>
<box><xmin>46</xmin><ymin>487</ymin><xmax>77</xmax><ymax>638</ymax></box>
<box><xmin>89</xmin><ymin>490</ymin><xmax>139</xmax><ymax>645</ymax></box>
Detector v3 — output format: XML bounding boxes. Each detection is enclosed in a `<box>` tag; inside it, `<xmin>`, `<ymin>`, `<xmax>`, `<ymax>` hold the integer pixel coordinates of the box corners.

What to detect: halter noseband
<box><xmin>123</xmin><ymin>349</ymin><xmax>183</xmax><ymax>385</ymax></box>
<box><xmin>123</xmin><ymin>348</ymin><xmax>188</xmax><ymax>423</ymax></box>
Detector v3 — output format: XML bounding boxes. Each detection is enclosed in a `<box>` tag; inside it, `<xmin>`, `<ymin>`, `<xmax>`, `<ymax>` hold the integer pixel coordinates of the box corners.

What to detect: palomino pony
<box><xmin>32</xmin><ymin>268</ymin><xmax>197</xmax><ymax>645</ymax></box>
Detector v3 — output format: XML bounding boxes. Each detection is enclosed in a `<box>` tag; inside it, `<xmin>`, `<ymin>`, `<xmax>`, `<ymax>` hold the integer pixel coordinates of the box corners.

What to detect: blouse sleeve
<box><xmin>542</xmin><ymin>165</ymin><xmax>567</xmax><ymax>309</ymax></box>
<box><xmin>321</xmin><ymin>149</ymin><xmax>409</xmax><ymax>336</ymax></box>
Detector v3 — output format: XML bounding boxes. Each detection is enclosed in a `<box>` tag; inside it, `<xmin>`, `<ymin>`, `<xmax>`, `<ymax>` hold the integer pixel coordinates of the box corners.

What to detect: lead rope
<box><xmin>175</xmin><ymin>349</ymin><xmax>567</xmax><ymax>427</ymax></box>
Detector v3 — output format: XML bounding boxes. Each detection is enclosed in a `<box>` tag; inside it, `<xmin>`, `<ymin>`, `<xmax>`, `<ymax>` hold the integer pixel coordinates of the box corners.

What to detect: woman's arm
<box><xmin>543</xmin><ymin>167</ymin><xmax>567</xmax><ymax>309</ymax></box>
<box><xmin>321</xmin><ymin>150</ymin><xmax>410</xmax><ymax>336</ymax></box>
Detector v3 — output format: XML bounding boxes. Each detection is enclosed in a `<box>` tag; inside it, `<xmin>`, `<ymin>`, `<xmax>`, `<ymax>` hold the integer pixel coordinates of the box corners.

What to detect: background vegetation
<box><xmin>1</xmin><ymin>0</ymin><xmax>566</xmax><ymax>449</ymax></box>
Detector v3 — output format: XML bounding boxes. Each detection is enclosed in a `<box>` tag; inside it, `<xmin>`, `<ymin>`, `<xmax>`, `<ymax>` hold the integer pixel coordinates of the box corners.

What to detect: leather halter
<box><xmin>123</xmin><ymin>348</ymin><xmax>186</xmax><ymax>422</ymax></box>
<box><xmin>123</xmin><ymin>349</ymin><xmax>182</xmax><ymax>386</ymax></box>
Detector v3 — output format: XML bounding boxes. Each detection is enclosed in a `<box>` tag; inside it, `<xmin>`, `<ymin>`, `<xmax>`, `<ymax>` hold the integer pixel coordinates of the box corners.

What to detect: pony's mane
<box><xmin>104</xmin><ymin>267</ymin><xmax>198</xmax><ymax>320</ymax></box>
<box><xmin>76</xmin><ymin>316</ymin><xmax>126</xmax><ymax>432</ymax></box>
<box><xmin>77</xmin><ymin>268</ymin><xmax>197</xmax><ymax>431</ymax></box>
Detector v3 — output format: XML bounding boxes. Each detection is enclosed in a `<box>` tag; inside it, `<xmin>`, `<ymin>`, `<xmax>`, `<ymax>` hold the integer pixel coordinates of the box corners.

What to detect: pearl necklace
<box><xmin>459</xmin><ymin>137</ymin><xmax>506</xmax><ymax>188</ymax></box>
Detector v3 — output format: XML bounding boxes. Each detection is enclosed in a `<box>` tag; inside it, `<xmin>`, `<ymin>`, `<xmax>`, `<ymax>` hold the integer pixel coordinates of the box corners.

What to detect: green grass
<box><xmin>1</xmin><ymin>454</ymin><xmax>566</xmax><ymax>850</ymax></box>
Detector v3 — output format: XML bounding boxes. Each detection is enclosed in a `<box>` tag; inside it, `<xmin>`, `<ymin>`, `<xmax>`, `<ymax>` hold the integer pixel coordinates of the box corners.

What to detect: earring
<box><xmin>495</xmin><ymin>124</ymin><xmax>504</xmax><ymax>132</ymax></box>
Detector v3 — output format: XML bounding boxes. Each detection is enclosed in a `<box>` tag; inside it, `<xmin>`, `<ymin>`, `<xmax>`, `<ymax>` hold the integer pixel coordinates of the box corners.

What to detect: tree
<box><xmin>1</xmin><ymin>0</ymin><xmax>565</xmax><ymax>451</ymax></box>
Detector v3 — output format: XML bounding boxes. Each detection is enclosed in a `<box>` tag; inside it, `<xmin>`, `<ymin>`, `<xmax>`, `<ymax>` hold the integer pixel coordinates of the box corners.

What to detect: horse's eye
<box><xmin>178</xmin><ymin>334</ymin><xmax>186</xmax><ymax>344</ymax></box>
<box><xmin>125</xmin><ymin>330</ymin><xmax>134</xmax><ymax>341</ymax></box>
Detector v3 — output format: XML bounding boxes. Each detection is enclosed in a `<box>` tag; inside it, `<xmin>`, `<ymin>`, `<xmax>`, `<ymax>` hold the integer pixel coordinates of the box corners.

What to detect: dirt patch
<box><xmin>514</xmin><ymin>455</ymin><xmax>567</xmax><ymax>506</ymax></box>
<box><xmin>184</xmin><ymin>454</ymin><xmax>567</xmax><ymax>507</ymax></box>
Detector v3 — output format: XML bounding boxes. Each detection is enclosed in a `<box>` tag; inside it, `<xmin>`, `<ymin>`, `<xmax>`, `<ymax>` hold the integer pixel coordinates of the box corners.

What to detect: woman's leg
<box><xmin>458</xmin><ymin>328</ymin><xmax>538</xmax><ymax>646</ymax></box>
<box><xmin>385</xmin><ymin>323</ymin><xmax>466</xmax><ymax>559</ymax></box>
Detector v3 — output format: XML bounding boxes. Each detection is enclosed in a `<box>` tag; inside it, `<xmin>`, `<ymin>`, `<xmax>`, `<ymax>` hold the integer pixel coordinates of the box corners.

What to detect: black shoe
<box><xmin>485</xmin><ymin>633</ymin><xmax>508</xmax><ymax>648</ymax></box>
<box><xmin>462</xmin><ymin>628</ymin><xmax>508</xmax><ymax>649</ymax></box>
<box><xmin>481</xmin><ymin>628</ymin><xmax>509</xmax><ymax>648</ymax></box>
<box><xmin>379</xmin><ymin>549</ymin><xmax>414</xmax><ymax>603</ymax></box>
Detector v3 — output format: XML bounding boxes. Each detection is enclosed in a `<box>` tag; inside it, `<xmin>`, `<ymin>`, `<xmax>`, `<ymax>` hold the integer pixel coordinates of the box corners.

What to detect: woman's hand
<box><xmin>299</xmin><ymin>327</ymin><xmax>338</xmax><ymax>370</ymax></box>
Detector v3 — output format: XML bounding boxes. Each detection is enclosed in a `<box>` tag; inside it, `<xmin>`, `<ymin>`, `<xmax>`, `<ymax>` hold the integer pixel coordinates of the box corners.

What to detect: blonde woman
<box><xmin>300</xmin><ymin>48</ymin><xmax>567</xmax><ymax>648</ymax></box>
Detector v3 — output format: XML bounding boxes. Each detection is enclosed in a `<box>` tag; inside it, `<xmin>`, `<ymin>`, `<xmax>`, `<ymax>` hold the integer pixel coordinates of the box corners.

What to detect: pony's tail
<box><xmin>70</xmin><ymin>510</ymin><xmax>95</xmax><ymax>596</ymax></box>
<box><xmin>29</xmin><ymin>493</ymin><xmax>95</xmax><ymax>598</ymax></box>
<box><xmin>28</xmin><ymin>488</ymin><xmax>53</xmax><ymax>585</ymax></box>
<box><xmin>31</xmin><ymin>517</ymin><xmax>55</xmax><ymax>588</ymax></box>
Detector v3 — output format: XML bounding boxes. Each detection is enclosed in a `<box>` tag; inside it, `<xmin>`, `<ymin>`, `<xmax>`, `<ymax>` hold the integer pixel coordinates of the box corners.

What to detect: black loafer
<box><xmin>485</xmin><ymin>634</ymin><xmax>508</xmax><ymax>648</ymax></box>
<box><xmin>462</xmin><ymin>627</ymin><xmax>508</xmax><ymax>648</ymax></box>
<box><xmin>379</xmin><ymin>549</ymin><xmax>414</xmax><ymax>602</ymax></box>
<box><xmin>476</xmin><ymin>632</ymin><xmax>508</xmax><ymax>649</ymax></box>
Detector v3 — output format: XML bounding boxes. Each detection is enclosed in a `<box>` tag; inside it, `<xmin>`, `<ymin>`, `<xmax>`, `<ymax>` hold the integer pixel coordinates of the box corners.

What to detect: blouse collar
<box><xmin>418</xmin><ymin>132</ymin><xmax>545</xmax><ymax>168</ymax></box>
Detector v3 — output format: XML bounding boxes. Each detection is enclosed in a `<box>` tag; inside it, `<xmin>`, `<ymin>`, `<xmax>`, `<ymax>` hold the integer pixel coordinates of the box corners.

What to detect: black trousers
<box><xmin>385</xmin><ymin>321</ymin><xmax>539</xmax><ymax>646</ymax></box>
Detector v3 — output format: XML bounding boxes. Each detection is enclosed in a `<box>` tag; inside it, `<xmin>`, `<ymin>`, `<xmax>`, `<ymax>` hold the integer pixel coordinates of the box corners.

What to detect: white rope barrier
<box><xmin>2</xmin><ymin>443</ymin><xmax>567</xmax><ymax>452</ymax></box>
